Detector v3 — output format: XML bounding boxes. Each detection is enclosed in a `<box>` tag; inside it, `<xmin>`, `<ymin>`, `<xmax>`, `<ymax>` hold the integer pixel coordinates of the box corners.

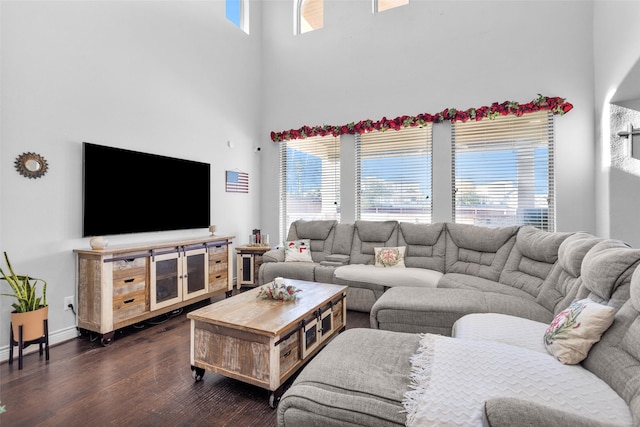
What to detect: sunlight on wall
<box><xmin>601</xmin><ymin>88</ymin><xmax>616</xmax><ymax>171</ymax></box>
<box><xmin>610</xmin><ymin>104</ymin><xmax>640</xmax><ymax>177</ymax></box>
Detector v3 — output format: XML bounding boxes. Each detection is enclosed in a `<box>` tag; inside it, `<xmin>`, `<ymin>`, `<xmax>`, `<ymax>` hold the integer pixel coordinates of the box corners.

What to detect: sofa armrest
<box><xmin>483</xmin><ymin>398</ymin><xmax>619</xmax><ymax>427</ymax></box>
<box><xmin>320</xmin><ymin>254</ymin><xmax>350</xmax><ymax>266</ymax></box>
<box><xmin>263</xmin><ymin>249</ymin><xmax>285</xmax><ymax>263</ymax></box>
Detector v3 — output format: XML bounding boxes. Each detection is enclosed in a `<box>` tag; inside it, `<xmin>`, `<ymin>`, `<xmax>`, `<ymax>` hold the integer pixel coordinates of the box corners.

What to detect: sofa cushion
<box><xmin>622</xmin><ymin>269</ymin><xmax>640</xmax><ymax>362</ymax></box>
<box><xmin>323</xmin><ymin>254</ymin><xmax>350</xmax><ymax>265</ymax></box>
<box><xmin>438</xmin><ymin>273</ymin><xmax>536</xmax><ymax>301</ymax></box>
<box><xmin>576</xmin><ymin>239</ymin><xmax>640</xmax><ymax>312</ymax></box>
<box><xmin>286</xmin><ymin>220</ymin><xmax>337</xmax><ymax>263</ymax></box>
<box><xmin>312</xmin><ymin>265</ymin><xmax>337</xmax><ymax>284</ymax></box>
<box><xmin>291</xmin><ymin>219</ymin><xmax>336</xmax><ymax>240</ymax></box>
<box><xmin>398</xmin><ymin>222</ymin><xmax>446</xmax><ymax>272</ymax></box>
<box><xmin>258</xmin><ymin>261</ymin><xmax>316</xmax><ymax>285</ymax></box>
<box><xmin>452</xmin><ymin>313</ymin><xmax>548</xmax><ymax>354</ymax></box>
<box><xmin>543</xmin><ymin>298</ymin><xmax>615</xmax><ymax>364</ymax></box>
<box><xmin>444</xmin><ymin>223</ymin><xmax>518</xmax><ymax>281</ymax></box>
<box><xmin>578</xmin><ymin>268</ymin><xmax>640</xmax><ymax>425</ymax></box>
<box><xmin>349</xmin><ymin>220</ymin><xmax>399</xmax><ymax>265</ymax></box>
<box><xmin>331</xmin><ymin>222</ymin><xmax>355</xmax><ymax>255</ymax></box>
<box><xmin>483</xmin><ymin>397</ymin><xmax>627</xmax><ymax>427</ymax></box>
<box><xmin>284</xmin><ymin>239</ymin><xmax>313</xmax><ymax>262</ymax></box>
<box><xmin>334</xmin><ymin>264</ymin><xmax>442</xmax><ymax>289</ymax></box>
<box><xmin>278</xmin><ymin>329</ymin><xmax>420</xmax><ymax>427</ymax></box>
<box><xmin>403</xmin><ymin>333</ymin><xmax>632</xmax><ymax>427</ymax></box>
<box><xmin>374</xmin><ymin>246</ymin><xmax>405</xmax><ymax>267</ymax></box>
<box><xmin>262</xmin><ymin>248</ymin><xmax>285</xmax><ymax>263</ymax></box>
<box><xmin>536</xmin><ymin>232</ymin><xmax>602</xmax><ymax>315</ymax></box>
<box><xmin>498</xmin><ymin>226</ymin><xmax>572</xmax><ymax>298</ymax></box>
<box><xmin>371</xmin><ymin>287</ymin><xmax>553</xmax><ymax>336</ymax></box>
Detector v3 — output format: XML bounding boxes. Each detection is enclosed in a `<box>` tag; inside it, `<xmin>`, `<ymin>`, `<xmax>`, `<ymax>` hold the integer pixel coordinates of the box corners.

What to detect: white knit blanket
<box><xmin>403</xmin><ymin>334</ymin><xmax>632</xmax><ymax>427</ymax></box>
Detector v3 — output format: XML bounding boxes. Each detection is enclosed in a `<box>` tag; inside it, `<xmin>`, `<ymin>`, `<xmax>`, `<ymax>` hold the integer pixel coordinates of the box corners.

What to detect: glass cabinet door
<box><xmin>184</xmin><ymin>247</ymin><xmax>208</xmax><ymax>299</ymax></box>
<box><xmin>150</xmin><ymin>246</ymin><xmax>209</xmax><ymax>310</ymax></box>
<box><xmin>150</xmin><ymin>252</ymin><xmax>182</xmax><ymax>310</ymax></box>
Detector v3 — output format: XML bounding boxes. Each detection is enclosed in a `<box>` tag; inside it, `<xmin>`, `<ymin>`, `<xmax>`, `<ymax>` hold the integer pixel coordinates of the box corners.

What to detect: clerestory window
<box><xmin>226</xmin><ymin>0</ymin><xmax>249</xmax><ymax>34</ymax></box>
<box><xmin>373</xmin><ymin>0</ymin><xmax>409</xmax><ymax>13</ymax></box>
<box><xmin>295</xmin><ymin>0</ymin><xmax>324</xmax><ymax>35</ymax></box>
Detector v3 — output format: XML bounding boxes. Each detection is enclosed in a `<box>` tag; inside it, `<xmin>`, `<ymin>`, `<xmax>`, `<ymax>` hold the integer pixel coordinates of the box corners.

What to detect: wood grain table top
<box><xmin>187</xmin><ymin>279</ymin><xmax>347</xmax><ymax>337</ymax></box>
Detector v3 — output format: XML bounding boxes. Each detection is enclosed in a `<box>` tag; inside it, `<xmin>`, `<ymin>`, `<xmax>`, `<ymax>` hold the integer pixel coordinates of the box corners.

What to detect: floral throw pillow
<box><xmin>285</xmin><ymin>239</ymin><xmax>313</xmax><ymax>262</ymax></box>
<box><xmin>543</xmin><ymin>298</ymin><xmax>615</xmax><ymax>364</ymax></box>
<box><xmin>374</xmin><ymin>246</ymin><xmax>406</xmax><ymax>268</ymax></box>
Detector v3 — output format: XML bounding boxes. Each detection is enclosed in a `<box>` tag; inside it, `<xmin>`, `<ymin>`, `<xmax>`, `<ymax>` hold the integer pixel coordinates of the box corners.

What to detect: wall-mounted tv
<box><xmin>82</xmin><ymin>142</ymin><xmax>211</xmax><ymax>237</ymax></box>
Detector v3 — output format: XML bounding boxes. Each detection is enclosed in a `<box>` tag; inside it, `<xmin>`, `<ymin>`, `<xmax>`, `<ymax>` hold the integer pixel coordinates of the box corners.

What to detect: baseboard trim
<box><xmin>0</xmin><ymin>326</ymin><xmax>80</xmax><ymax>363</ymax></box>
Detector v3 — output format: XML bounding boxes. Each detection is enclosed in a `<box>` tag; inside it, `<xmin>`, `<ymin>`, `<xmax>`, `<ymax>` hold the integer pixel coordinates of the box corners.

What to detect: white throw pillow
<box><xmin>285</xmin><ymin>239</ymin><xmax>313</xmax><ymax>262</ymax></box>
<box><xmin>543</xmin><ymin>298</ymin><xmax>615</xmax><ymax>364</ymax></box>
<box><xmin>374</xmin><ymin>246</ymin><xmax>406</xmax><ymax>268</ymax></box>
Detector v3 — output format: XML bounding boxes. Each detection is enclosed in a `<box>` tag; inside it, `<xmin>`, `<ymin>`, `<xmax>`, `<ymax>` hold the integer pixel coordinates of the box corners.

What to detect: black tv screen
<box><xmin>82</xmin><ymin>142</ymin><xmax>211</xmax><ymax>237</ymax></box>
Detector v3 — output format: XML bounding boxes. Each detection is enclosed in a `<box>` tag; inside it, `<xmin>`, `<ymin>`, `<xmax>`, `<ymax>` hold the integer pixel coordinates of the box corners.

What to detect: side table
<box><xmin>236</xmin><ymin>245</ymin><xmax>271</xmax><ymax>288</ymax></box>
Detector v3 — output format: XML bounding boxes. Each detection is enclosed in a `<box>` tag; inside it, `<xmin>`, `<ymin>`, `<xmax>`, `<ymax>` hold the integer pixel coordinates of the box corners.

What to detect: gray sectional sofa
<box><xmin>262</xmin><ymin>220</ymin><xmax>580</xmax><ymax>325</ymax></box>
<box><xmin>265</xmin><ymin>220</ymin><xmax>640</xmax><ymax>426</ymax></box>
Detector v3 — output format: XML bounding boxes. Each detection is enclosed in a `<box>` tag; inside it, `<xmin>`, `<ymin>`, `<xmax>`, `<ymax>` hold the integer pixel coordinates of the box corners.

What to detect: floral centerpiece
<box><xmin>257</xmin><ymin>278</ymin><xmax>301</xmax><ymax>301</ymax></box>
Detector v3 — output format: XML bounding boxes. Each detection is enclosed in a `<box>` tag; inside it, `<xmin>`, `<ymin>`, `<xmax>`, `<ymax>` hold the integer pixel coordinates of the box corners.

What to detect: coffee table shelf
<box><xmin>188</xmin><ymin>279</ymin><xmax>347</xmax><ymax>407</ymax></box>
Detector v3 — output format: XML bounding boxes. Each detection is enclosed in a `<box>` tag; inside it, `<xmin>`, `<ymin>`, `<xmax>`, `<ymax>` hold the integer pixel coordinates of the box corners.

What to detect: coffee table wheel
<box><xmin>191</xmin><ymin>366</ymin><xmax>205</xmax><ymax>382</ymax></box>
<box><xmin>269</xmin><ymin>387</ymin><xmax>285</xmax><ymax>409</ymax></box>
<box><xmin>100</xmin><ymin>332</ymin><xmax>115</xmax><ymax>347</ymax></box>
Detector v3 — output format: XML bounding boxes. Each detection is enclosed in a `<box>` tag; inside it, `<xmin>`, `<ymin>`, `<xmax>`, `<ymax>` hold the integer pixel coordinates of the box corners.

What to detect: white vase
<box><xmin>90</xmin><ymin>236</ymin><xmax>109</xmax><ymax>250</ymax></box>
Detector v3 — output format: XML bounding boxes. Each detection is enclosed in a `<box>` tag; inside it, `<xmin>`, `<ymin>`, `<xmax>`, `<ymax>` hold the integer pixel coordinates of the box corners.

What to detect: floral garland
<box><xmin>270</xmin><ymin>94</ymin><xmax>573</xmax><ymax>142</ymax></box>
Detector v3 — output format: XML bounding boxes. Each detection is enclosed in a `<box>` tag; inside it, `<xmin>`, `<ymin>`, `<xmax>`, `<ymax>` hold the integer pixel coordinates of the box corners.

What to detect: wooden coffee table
<box><xmin>188</xmin><ymin>279</ymin><xmax>347</xmax><ymax>407</ymax></box>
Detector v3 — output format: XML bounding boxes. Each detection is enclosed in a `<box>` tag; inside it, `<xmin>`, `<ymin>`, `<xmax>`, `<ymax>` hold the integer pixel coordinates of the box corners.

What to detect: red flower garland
<box><xmin>270</xmin><ymin>94</ymin><xmax>573</xmax><ymax>142</ymax></box>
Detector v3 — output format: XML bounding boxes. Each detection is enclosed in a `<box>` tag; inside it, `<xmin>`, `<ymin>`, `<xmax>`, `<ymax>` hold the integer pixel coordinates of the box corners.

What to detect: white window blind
<box><xmin>279</xmin><ymin>135</ymin><xmax>340</xmax><ymax>243</ymax></box>
<box><xmin>452</xmin><ymin>110</ymin><xmax>555</xmax><ymax>230</ymax></box>
<box><xmin>356</xmin><ymin>126</ymin><xmax>432</xmax><ymax>222</ymax></box>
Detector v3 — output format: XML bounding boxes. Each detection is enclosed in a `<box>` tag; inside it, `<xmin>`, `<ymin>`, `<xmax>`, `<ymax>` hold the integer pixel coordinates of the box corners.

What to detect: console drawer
<box><xmin>279</xmin><ymin>331</ymin><xmax>301</xmax><ymax>380</ymax></box>
<box><xmin>113</xmin><ymin>288</ymin><xmax>147</xmax><ymax>323</ymax></box>
<box><xmin>208</xmin><ymin>244</ymin><xmax>228</xmax><ymax>258</ymax></box>
<box><xmin>112</xmin><ymin>256</ymin><xmax>147</xmax><ymax>278</ymax></box>
<box><xmin>112</xmin><ymin>256</ymin><xmax>148</xmax><ymax>323</ymax></box>
<box><xmin>209</xmin><ymin>258</ymin><xmax>228</xmax><ymax>274</ymax></box>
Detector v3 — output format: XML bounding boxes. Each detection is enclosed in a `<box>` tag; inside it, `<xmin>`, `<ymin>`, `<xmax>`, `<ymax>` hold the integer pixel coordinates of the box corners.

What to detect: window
<box><xmin>452</xmin><ymin>111</ymin><xmax>555</xmax><ymax>230</ymax></box>
<box><xmin>280</xmin><ymin>135</ymin><xmax>340</xmax><ymax>242</ymax></box>
<box><xmin>295</xmin><ymin>0</ymin><xmax>323</xmax><ymax>35</ymax></box>
<box><xmin>373</xmin><ymin>0</ymin><xmax>409</xmax><ymax>13</ymax></box>
<box><xmin>356</xmin><ymin>126</ymin><xmax>432</xmax><ymax>222</ymax></box>
<box><xmin>226</xmin><ymin>0</ymin><xmax>249</xmax><ymax>34</ymax></box>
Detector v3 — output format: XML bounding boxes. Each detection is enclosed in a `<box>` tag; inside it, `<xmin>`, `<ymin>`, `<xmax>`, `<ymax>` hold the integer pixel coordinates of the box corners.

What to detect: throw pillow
<box><xmin>543</xmin><ymin>298</ymin><xmax>615</xmax><ymax>364</ymax></box>
<box><xmin>374</xmin><ymin>246</ymin><xmax>406</xmax><ymax>268</ymax></box>
<box><xmin>285</xmin><ymin>239</ymin><xmax>313</xmax><ymax>262</ymax></box>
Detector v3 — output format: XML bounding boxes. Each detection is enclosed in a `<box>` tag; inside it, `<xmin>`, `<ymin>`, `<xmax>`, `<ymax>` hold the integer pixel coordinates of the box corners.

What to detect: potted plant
<box><xmin>0</xmin><ymin>251</ymin><xmax>48</xmax><ymax>342</ymax></box>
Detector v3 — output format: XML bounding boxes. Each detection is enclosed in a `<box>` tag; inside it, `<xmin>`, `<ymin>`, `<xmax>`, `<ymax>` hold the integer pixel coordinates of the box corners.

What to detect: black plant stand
<box><xmin>9</xmin><ymin>319</ymin><xmax>49</xmax><ymax>370</ymax></box>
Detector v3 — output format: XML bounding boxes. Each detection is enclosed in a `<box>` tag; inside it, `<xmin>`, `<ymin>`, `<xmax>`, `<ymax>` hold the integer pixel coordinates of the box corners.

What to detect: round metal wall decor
<box><xmin>15</xmin><ymin>152</ymin><xmax>49</xmax><ymax>179</ymax></box>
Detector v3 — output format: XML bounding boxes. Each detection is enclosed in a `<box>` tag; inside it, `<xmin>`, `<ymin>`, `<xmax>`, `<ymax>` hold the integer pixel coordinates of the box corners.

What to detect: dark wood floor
<box><xmin>0</xmin><ymin>295</ymin><xmax>371</xmax><ymax>427</ymax></box>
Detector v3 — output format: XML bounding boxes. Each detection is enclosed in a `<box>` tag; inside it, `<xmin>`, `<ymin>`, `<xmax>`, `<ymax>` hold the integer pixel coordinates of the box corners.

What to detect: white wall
<box><xmin>0</xmin><ymin>1</ymin><xmax>263</xmax><ymax>357</ymax></box>
<box><xmin>593</xmin><ymin>1</ymin><xmax>640</xmax><ymax>246</ymax></box>
<box><xmin>3</xmin><ymin>0</ymin><xmax>628</xmax><ymax>360</ymax></box>
<box><xmin>260</xmin><ymin>0</ymin><xmax>596</xmax><ymax>240</ymax></box>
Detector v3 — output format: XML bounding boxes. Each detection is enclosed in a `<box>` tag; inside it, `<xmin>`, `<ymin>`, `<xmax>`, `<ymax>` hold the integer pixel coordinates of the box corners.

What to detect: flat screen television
<box><xmin>82</xmin><ymin>142</ymin><xmax>211</xmax><ymax>237</ymax></box>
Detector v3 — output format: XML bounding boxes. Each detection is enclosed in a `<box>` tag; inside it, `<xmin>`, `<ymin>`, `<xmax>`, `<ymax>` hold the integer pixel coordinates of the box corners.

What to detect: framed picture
<box><xmin>226</xmin><ymin>170</ymin><xmax>249</xmax><ymax>193</ymax></box>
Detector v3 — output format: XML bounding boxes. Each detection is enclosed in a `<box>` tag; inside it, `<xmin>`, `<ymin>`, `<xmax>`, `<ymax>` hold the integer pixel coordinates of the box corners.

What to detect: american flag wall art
<box><xmin>226</xmin><ymin>170</ymin><xmax>249</xmax><ymax>193</ymax></box>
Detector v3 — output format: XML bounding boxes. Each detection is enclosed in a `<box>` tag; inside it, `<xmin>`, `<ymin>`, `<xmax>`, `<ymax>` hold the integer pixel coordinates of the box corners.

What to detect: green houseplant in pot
<box><xmin>0</xmin><ymin>251</ymin><xmax>48</xmax><ymax>342</ymax></box>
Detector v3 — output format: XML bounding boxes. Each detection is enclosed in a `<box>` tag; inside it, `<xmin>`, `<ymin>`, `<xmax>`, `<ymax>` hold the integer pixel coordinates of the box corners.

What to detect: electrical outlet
<box><xmin>64</xmin><ymin>296</ymin><xmax>74</xmax><ymax>311</ymax></box>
